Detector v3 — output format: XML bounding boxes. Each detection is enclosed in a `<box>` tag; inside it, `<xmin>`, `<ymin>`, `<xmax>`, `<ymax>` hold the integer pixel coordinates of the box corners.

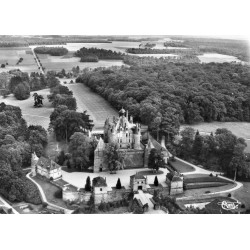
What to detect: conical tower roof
<box><xmin>147</xmin><ymin>138</ymin><xmax>155</xmax><ymax>149</ymax></box>
<box><xmin>95</xmin><ymin>137</ymin><xmax>105</xmax><ymax>151</ymax></box>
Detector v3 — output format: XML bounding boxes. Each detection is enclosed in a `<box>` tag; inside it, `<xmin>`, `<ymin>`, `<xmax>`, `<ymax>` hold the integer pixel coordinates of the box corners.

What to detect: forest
<box><xmin>76</xmin><ymin>62</ymin><xmax>250</xmax><ymax>137</ymax></box>
<box><xmin>75</xmin><ymin>47</ymin><xmax>124</xmax><ymax>61</ymax></box>
<box><xmin>34</xmin><ymin>46</ymin><xmax>69</xmax><ymax>56</ymax></box>
<box><xmin>0</xmin><ymin>102</ymin><xmax>47</xmax><ymax>204</ymax></box>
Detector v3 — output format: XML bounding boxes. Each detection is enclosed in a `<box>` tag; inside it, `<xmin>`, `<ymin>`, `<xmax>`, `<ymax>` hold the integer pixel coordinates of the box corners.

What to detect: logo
<box><xmin>217</xmin><ymin>200</ymin><xmax>240</xmax><ymax>211</ymax></box>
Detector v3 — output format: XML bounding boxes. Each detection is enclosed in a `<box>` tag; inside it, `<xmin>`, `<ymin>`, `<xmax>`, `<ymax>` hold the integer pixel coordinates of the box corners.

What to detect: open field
<box><xmin>181</xmin><ymin>122</ymin><xmax>250</xmax><ymax>153</ymax></box>
<box><xmin>64</xmin><ymin>82</ymin><xmax>118</xmax><ymax>131</ymax></box>
<box><xmin>198</xmin><ymin>53</ymin><xmax>242</xmax><ymax>63</ymax></box>
<box><xmin>38</xmin><ymin>53</ymin><xmax>125</xmax><ymax>72</ymax></box>
<box><xmin>0</xmin><ymin>88</ymin><xmax>53</xmax><ymax>129</ymax></box>
<box><xmin>0</xmin><ymin>47</ymin><xmax>39</xmax><ymax>73</ymax></box>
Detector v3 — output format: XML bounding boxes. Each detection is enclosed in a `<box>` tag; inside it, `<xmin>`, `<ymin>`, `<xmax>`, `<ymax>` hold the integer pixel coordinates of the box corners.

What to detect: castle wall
<box><xmin>123</xmin><ymin>149</ymin><xmax>145</xmax><ymax>169</ymax></box>
<box><xmin>147</xmin><ymin>186</ymin><xmax>170</xmax><ymax>198</ymax></box>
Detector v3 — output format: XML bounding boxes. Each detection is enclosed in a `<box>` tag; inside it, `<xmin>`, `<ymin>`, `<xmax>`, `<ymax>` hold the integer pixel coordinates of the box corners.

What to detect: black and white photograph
<box><xmin>0</xmin><ymin>0</ymin><xmax>249</xmax><ymax>249</ymax></box>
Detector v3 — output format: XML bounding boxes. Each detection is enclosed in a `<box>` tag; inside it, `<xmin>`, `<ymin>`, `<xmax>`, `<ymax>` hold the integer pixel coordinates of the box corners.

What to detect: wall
<box><xmin>124</xmin><ymin>149</ymin><xmax>144</xmax><ymax>168</ymax></box>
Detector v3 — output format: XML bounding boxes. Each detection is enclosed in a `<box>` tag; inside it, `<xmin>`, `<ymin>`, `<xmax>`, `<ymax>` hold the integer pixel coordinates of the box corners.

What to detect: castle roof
<box><xmin>92</xmin><ymin>177</ymin><xmax>107</xmax><ymax>187</ymax></box>
<box><xmin>130</xmin><ymin>173</ymin><xmax>146</xmax><ymax>180</ymax></box>
<box><xmin>95</xmin><ymin>137</ymin><xmax>105</xmax><ymax>151</ymax></box>
<box><xmin>37</xmin><ymin>157</ymin><xmax>61</xmax><ymax>171</ymax></box>
<box><xmin>166</xmin><ymin>172</ymin><xmax>182</xmax><ymax>182</ymax></box>
<box><xmin>147</xmin><ymin>138</ymin><xmax>155</xmax><ymax>149</ymax></box>
<box><xmin>119</xmin><ymin>108</ymin><xmax>126</xmax><ymax>114</ymax></box>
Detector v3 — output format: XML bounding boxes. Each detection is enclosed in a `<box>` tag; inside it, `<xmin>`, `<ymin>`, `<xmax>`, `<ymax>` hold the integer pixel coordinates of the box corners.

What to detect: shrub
<box><xmin>241</xmin><ymin>204</ymin><xmax>245</xmax><ymax>209</ymax></box>
<box><xmin>228</xmin><ymin>193</ymin><xmax>232</xmax><ymax>197</ymax></box>
<box><xmin>50</xmin><ymin>177</ymin><xmax>54</xmax><ymax>181</ymax></box>
<box><xmin>209</xmin><ymin>173</ymin><xmax>213</xmax><ymax>177</ymax></box>
<box><xmin>116</xmin><ymin>178</ymin><xmax>122</xmax><ymax>189</ymax></box>
<box><xmin>42</xmin><ymin>202</ymin><xmax>48</xmax><ymax>208</ymax></box>
<box><xmin>154</xmin><ymin>176</ymin><xmax>159</xmax><ymax>186</ymax></box>
<box><xmin>54</xmin><ymin>189</ymin><xmax>62</xmax><ymax>199</ymax></box>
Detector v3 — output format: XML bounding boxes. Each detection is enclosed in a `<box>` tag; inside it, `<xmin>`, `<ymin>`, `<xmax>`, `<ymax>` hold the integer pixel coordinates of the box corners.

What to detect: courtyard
<box><xmin>62</xmin><ymin>167</ymin><xmax>170</xmax><ymax>189</ymax></box>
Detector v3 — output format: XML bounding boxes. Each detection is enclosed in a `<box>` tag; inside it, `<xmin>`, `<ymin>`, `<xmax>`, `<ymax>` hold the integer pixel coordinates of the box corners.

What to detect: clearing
<box><xmin>0</xmin><ymin>88</ymin><xmax>53</xmax><ymax>129</ymax></box>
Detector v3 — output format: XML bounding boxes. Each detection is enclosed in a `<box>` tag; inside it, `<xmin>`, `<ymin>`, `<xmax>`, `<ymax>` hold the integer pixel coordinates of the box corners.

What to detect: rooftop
<box><xmin>37</xmin><ymin>157</ymin><xmax>61</xmax><ymax>170</ymax></box>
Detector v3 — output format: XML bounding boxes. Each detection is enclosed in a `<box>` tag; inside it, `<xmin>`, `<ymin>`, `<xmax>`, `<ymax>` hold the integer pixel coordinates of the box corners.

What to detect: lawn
<box><xmin>232</xmin><ymin>182</ymin><xmax>250</xmax><ymax>209</ymax></box>
<box><xmin>0</xmin><ymin>88</ymin><xmax>53</xmax><ymax>130</ymax></box>
<box><xmin>66</xmin><ymin>83</ymin><xmax>118</xmax><ymax>131</ymax></box>
<box><xmin>0</xmin><ymin>47</ymin><xmax>39</xmax><ymax>73</ymax></box>
<box><xmin>184</xmin><ymin>174</ymin><xmax>233</xmax><ymax>184</ymax></box>
<box><xmin>168</xmin><ymin>158</ymin><xmax>195</xmax><ymax>173</ymax></box>
<box><xmin>181</xmin><ymin>122</ymin><xmax>250</xmax><ymax>153</ymax></box>
<box><xmin>32</xmin><ymin>176</ymin><xmax>68</xmax><ymax>209</ymax></box>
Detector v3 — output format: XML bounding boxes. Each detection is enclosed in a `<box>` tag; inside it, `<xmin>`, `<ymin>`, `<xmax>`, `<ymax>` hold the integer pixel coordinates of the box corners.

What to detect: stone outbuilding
<box><xmin>166</xmin><ymin>171</ymin><xmax>183</xmax><ymax>195</ymax></box>
<box><xmin>130</xmin><ymin>173</ymin><xmax>148</xmax><ymax>191</ymax></box>
<box><xmin>31</xmin><ymin>152</ymin><xmax>62</xmax><ymax>180</ymax></box>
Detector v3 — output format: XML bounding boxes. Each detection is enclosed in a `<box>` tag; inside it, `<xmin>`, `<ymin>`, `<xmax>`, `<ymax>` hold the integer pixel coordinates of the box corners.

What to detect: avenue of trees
<box><xmin>0</xmin><ymin>102</ymin><xmax>47</xmax><ymax>204</ymax></box>
<box><xmin>175</xmin><ymin>127</ymin><xmax>250</xmax><ymax>180</ymax></box>
<box><xmin>34</xmin><ymin>46</ymin><xmax>69</xmax><ymax>56</ymax></box>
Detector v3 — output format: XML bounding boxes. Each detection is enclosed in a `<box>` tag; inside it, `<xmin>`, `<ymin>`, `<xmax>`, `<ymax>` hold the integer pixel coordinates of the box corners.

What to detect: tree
<box><xmin>85</xmin><ymin>176</ymin><xmax>91</xmax><ymax>191</ymax></box>
<box><xmin>14</xmin><ymin>83</ymin><xmax>30</xmax><ymax>100</ymax></box>
<box><xmin>104</xmin><ymin>143</ymin><xmax>125</xmax><ymax>173</ymax></box>
<box><xmin>154</xmin><ymin>176</ymin><xmax>159</xmax><ymax>186</ymax></box>
<box><xmin>192</xmin><ymin>130</ymin><xmax>204</xmax><ymax>160</ymax></box>
<box><xmin>116</xmin><ymin>178</ymin><xmax>122</xmax><ymax>189</ymax></box>
<box><xmin>68</xmin><ymin>132</ymin><xmax>92</xmax><ymax>170</ymax></box>
<box><xmin>179</xmin><ymin>127</ymin><xmax>195</xmax><ymax>160</ymax></box>
<box><xmin>148</xmin><ymin>148</ymin><xmax>164</xmax><ymax>172</ymax></box>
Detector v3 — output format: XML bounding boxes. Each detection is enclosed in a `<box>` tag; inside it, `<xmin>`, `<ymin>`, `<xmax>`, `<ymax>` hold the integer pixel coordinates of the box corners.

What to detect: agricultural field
<box><xmin>0</xmin><ymin>47</ymin><xmax>39</xmax><ymax>73</ymax></box>
<box><xmin>181</xmin><ymin>122</ymin><xmax>250</xmax><ymax>153</ymax></box>
<box><xmin>0</xmin><ymin>88</ymin><xmax>53</xmax><ymax>129</ymax></box>
<box><xmin>37</xmin><ymin>53</ymin><xmax>124</xmax><ymax>72</ymax></box>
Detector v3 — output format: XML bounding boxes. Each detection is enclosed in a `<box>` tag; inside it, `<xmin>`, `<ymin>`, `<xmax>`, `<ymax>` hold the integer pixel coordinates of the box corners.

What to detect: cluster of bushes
<box><xmin>34</xmin><ymin>46</ymin><xmax>69</xmax><ymax>56</ymax></box>
<box><xmin>98</xmin><ymin>199</ymin><xmax>129</xmax><ymax>212</ymax></box>
<box><xmin>80</xmin><ymin>55</ymin><xmax>99</xmax><ymax>62</ymax></box>
<box><xmin>16</xmin><ymin>57</ymin><xmax>23</xmax><ymax>65</ymax></box>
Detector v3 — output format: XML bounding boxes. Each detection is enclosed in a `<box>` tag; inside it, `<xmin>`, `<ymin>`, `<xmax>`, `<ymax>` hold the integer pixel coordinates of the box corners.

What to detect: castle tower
<box><xmin>144</xmin><ymin>138</ymin><xmax>154</xmax><ymax>168</ymax></box>
<box><xmin>94</xmin><ymin>138</ymin><xmax>105</xmax><ymax>172</ymax></box>
<box><xmin>160</xmin><ymin>135</ymin><xmax>166</xmax><ymax>149</ymax></box>
<box><xmin>133</xmin><ymin>124</ymin><xmax>141</xmax><ymax>150</ymax></box>
<box><xmin>31</xmin><ymin>152</ymin><xmax>39</xmax><ymax>177</ymax></box>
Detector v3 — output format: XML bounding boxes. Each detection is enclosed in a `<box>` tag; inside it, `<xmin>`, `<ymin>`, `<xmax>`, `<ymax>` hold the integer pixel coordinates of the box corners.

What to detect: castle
<box><xmin>93</xmin><ymin>108</ymin><xmax>171</xmax><ymax>172</ymax></box>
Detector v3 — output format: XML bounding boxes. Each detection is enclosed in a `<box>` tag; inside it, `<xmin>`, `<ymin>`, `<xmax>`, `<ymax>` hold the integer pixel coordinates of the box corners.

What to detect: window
<box><xmin>100</xmin><ymin>188</ymin><xmax>102</xmax><ymax>191</ymax></box>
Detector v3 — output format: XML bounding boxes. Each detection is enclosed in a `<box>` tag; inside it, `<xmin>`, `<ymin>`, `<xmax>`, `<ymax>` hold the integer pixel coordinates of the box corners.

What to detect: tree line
<box><xmin>174</xmin><ymin>127</ymin><xmax>250</xmax><ymax>180</ymax></box>
<box><xmin>75</xmin><ymin>47</ymin><xmax>124</xmax><ymax>62</ymax></box>
<box><xmin>34</xmin><ymin>46</ymin><xmax>69</xmax><ymax>56</ymax></box>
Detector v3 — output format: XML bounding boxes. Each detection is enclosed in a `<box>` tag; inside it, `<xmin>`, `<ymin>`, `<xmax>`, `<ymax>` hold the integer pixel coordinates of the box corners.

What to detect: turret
<box><xmin>31</xmin><ymin>152</ymin><xmax>39</xmax><ymax>177</ymax></box>
<box><xmin>133</xmin><ymin>124</ymin><xmax>141</xmax><ymax>150</ymax></box>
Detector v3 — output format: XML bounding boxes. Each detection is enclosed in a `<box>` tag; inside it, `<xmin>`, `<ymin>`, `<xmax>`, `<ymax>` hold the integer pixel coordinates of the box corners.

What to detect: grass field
<box><xmin>65</xmin><ymin>82</ymin><xmax>118</xmax><ymax>131</ymax></box>
<box><xmin>181</xmin><ymin>122</ymin><xmax>250</xmax><ymax>153</ymax></box>
<box><xmin>0</xmin><ymin>88</ymin><xmax>53</xmax><ymax>129</ymax></box>
<box><xmin>168</xmin><ymin>158</ymin><xmax>195</xmax><ymax>173</ymax></box>
<box><xmin>0</xmin><ymin>47</ymin><xmax>39</xmax><ymax>73</ymax></box>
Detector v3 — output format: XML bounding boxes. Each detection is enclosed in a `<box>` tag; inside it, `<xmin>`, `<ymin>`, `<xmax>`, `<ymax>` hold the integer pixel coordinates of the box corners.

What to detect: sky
<box><xmin>0</xmin><ymin>0</ymin><xmax>249</xmax><ymax>41</ymax></box>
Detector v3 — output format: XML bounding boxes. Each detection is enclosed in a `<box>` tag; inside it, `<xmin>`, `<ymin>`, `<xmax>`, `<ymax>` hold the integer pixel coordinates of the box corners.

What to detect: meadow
<box><xmin>0</xmin><ymin>88</ymin><xmax>53</xmax><ymax>129</ymax></box>
<box><xmin>0</xmin><ymin>47</ymin><xmax>39</xmax><ymax>73</ymax></box>
<box><xmin>181</xmin><ymin>122</ymin><xmax>250</xmax><ymax>153</ymax></box>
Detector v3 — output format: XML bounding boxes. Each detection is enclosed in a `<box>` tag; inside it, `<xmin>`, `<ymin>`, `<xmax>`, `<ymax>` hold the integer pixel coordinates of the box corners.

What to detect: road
<box><xmin>30</xmin><ymin>46</ymin><xmax>45</xmax><ymax>74</ymax></box>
